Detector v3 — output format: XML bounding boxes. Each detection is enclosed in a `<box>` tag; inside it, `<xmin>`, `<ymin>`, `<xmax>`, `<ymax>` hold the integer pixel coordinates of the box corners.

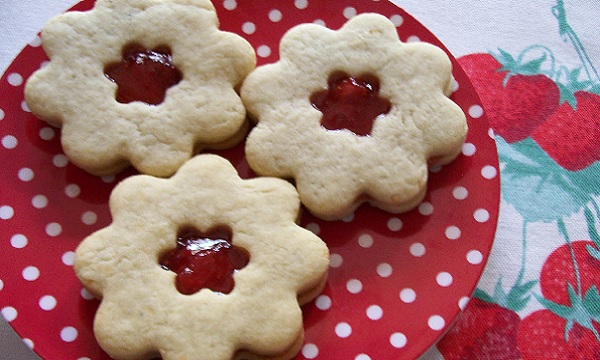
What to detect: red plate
<box><xmin>0</xmin><ymin>1</ymin><xmax>500</xmax><ymax>359</ymax></box>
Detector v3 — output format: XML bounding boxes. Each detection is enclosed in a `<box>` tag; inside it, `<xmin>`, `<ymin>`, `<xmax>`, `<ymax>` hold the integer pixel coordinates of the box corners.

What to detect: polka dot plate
<box><xmin>0</xmin><ymin>1</ymin><xmax>500</xmax><ymax>359</ymax></box>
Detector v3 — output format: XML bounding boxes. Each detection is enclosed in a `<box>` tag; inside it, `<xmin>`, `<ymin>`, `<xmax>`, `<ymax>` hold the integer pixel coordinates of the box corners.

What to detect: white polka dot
<box><xmin>39</xmin><ymin>295</ymin><xmax>57</xmax><ymax>311</ymax></box>
<box><xmin>452</xmin><ymin>79</ymin><xmax>460</xmax><ymax>92</ymax></box>
<box><xmin>335</xmin><ymin>322</ymin><xmax>352</xmax><ymax>338</ymax></box>
<box><xmin>22</xmin><ymin>266</ymin><xmax>40</xmax><ymax>281</ymax></box>
<box><xmin>315</xmin><ymin>295</ymin><xmax>331</xmax><ymax>310</ymax></box>
<box><xmin>428</xmin><ymin>315</ymin><xmax>446</xmax><ymax>330</ymax></box>
<box><xmin>222</xmin><ymin>0</ymin><xmax>236</xmax><ymax>10</ymax></box>
<box><xmin>2</xmin><ymin>307</ymin><xmax>17</xmax><ymax>322</ymax></box>
<box><xmin>358</xmin><ymin>233</ymin><xmax>373</xmax><ymax>248</ymax></box>
<box><xmin>347</xmin><ymin>279</ymin><xmax>363</xmax><ymax>294</ymax></box>
<box><xmin>80</xmin><ymin>288</ymin><xmax>94</xmax><ymax>300</ymax></box>
<box><xmin>482</xmin><ymin>165</ymin><xmax>497</xmax><ymax>179</ymax></box>
<box><xmin>39</xmin><ymin>127</ymin><xmax>55</xmax><ymax>140</ymax></box>
<box><xmin>390</xmin><ymin>14</ymin><xmax>403</xmax><ymax>27</ymax></box>
<box><xmin>462</xmin><ymin>143</ymin><xmax>476</xmax><ymax>156</ymax></box>
<box><xmin>488</xmin><ymin>127</ymin><xmax>495</xmax><ymax>139</ymax></box>
<box><xmin>53</xmin><ymin>154</ymin><xmax>69</xmax><ymax>167</ymax></box>
<box><xmin>387</xmin><ymin>217</ymin><xmax>403</xmax><ymax>231</ymax></box>
<box><xmin>2</xmin><ymin>135</ymin><xmax>17</xmax><ymax>149</ymax></box>
<box><xmin>294</xmin><ymin>0</ymin><xmax>308</xmax><ymax>9</ymax></box>
<box><xmin>468</xmin><ymin>105</ymin><xmax>484</xmax><ymax>118</ymax></box>
<box><xmin>399</xmin><ymin>288</ymin><xmax>416</xmax><ymax>303</ymax></box>
<box><xmin>256</xmin><ymin>45</ymin><xmax>271</xmax><ymax>58</ymax></box>
<box><xmin>241</xmin><ymin>22</ymin><xmax>256</xmax><ymax>35</ymax></box>
<box><xmin>40</xmin><ymin>60</ymin><xmax>50</xmax><ymax>68</ymax></box>
<box><xmin>302</xmin><ymin>343</ymin><xmax>319</xmax><ymax>359</ymax></box>
<box><xmin>409</xmin><ymin>243</ymin><xmax>426</xmax><ymax>257</ymax></box>
<box><xmin>29</xmin><ymin>36</ymin><xmax>42</xmax><ymax>47</ymax></box>
<box><xmin>0</xmin><ymin>279</ymin><xmax>3</xmax><ymax>291</ymax></box>
<box><xmin>101</xmin><ymin>175</ymin><xmax>115</xmax><ymax>183</ymax></box>
<box><xmin>429</xmin><ymin>164</ymin><xmax>442</xmax><ymax>173</ymax></box>
<box><xmin>7</xmin><ymin>73</ymin><xmax>23</xmax><ymax>86</ymax></box>
<box><xmin>366</xmin><ymin>305</ymin><xmax>383</xmax><ymax>320</ymax></box>
<box><xmin>0</xmin><ymin>108</ymin><xmax>4</xmax><ymax>120</ymax></box>
<box><xmin>10</xmin><ymin>234</ymin><xmax>27</xmax><ymax>249</ymax></box>
<box><xmin>21</xmin><ymin>101</ymin><xmax>30</xmax><ymax>112</ymax></box>
<box><xmin>46</xmin><ymin>222</ymin><xmax>62</xmax><ymax>237</ymax></box>
<box><xmin>436</xmin><ymin>272</ymin><xmax>453</xmax><ymax>287</ymax></box>
<box><xmin>376</xmin><ymin>263</ymin><xmax>392</xmax><ymax>278</ymax></box>
<box><xmin>305</xmin><ymin>222</ymin><xmax>320</xmax><ymax>235</ymax></box>
<box><xmin>355</xmin><ymin>355</ymin><xmax>371</xmax><ymax>360</ymax></box>
<box><xmin>18</xmin><ymin>168</ymin><xmax>34</xmax><ymax>182</ymax></box>
<box><xmin>23</xmin><ymin>338</ymin><xmax>34</xmax><ymax>349</ymax></box>
<box><xmin>268</xmin><ymin>9</ymin><xmax>282</xmax><ymax>22</ymax></box>
<box><xmin>65</xmin><ymin>184</ymin><xmax>81</xmax><ymax>198</ymax></box>
<box><xmin>474</xmin><ymin>209</ymin><xmax>490</xmax><ymax>223</ymax></box>
<box><xmin>342</xmin><ymin>213</ymin><xmax>354</xmax><ymax>222</ymax></box>
<box><xmin>467</xmin><ymin>250</ymin><xmax>484</xmax><ymax>264</ymax></box>
<box><xmin>62</xmin><ymin>251</ymin><xmax>75</xmax><ymax>266</ymax></box>
<box><xmin>0</xmin><ymin>205</ymin><xmax>14</xmax><ymax>220</ymax></box>
<box><xmin>60</xmin><ymin>326</ymin><xmax>78</xmax><ymax>342</ymax></box>
<box><xmin>407</xmin><ymin>35</ymin><xmax>421</xmax><ymax>42</ymax></box>
<box><xmin>343</xmin><ymin>7</ymin><xmax>357</xmax><ymax>18</ymax></box>
<box><xmin>418</xmin><ymin>202</ymin><xmax>434</xmax><ymax>216</ymax></box>
<box><xmin>390</xmin><ymin>332</ymin><xmax>407</xmax><ymax>348</ymax></box>
<box><xmin>32</xmin><ymin>195</ymin><xmax>48</xmax><ymax>209</ymax></box>
<box><xmin>458</xmin><ymin>296</ymin><xmax>470</xmax><ymax>310</ymax></box>
<box><xmin>452</xmin><ymin>186</ymin><xmax>468</xmax><ymax>200</ymax></box>
<box><xmin>81</xmin><ymin>211</ymin><xmax>98</xmax><ymax>225</ymax></box>
<box><xmin>330</xmin><ymin>253</ymin><xmax>343</xmax><ymax>268</ymax></box>
<box><xmin>313</xmin><ymin>19</ymin><xmax>326</xmax><ymax>26</ymax></box>
<box><xmin>445</xmin><ymin>226</ymin><xmax>461</xmax><ymax>240</ymax></box>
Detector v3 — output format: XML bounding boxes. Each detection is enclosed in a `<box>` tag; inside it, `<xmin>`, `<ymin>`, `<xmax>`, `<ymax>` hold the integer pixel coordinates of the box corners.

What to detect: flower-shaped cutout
<box><xmin>74</xmin><ymin>154</ymin><xmax>329</xmax><ymax>360</ymax></box>
<box><xmin>25</xmin><ymin>0</ymin><xmax>256</xmax><ymax>177</ymax></box>
<box><xmin>242</xmin><ymin>13</ymin><xmax>467</xmax><ymax>220</ymax></box>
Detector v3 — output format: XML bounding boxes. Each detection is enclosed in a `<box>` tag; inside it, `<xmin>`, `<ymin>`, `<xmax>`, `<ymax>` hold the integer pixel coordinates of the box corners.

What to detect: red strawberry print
<box><xmin>518</xmin><ymin>310</ymin><xmax>600</xmax><ymax>360</ymax></box>
<box><xmin>459</xmin><ymin>53</ymin><xmax>560</xmax><ymax>143</ymax></box>
<box><xmin>516</xmin><ymin>240</ymin><xmax>600</xmax><ymax>359</ymax></box>
<box><xmin>539</xmin><ymin>240</ymin><xmax>600</xmax><ymax>305</ymax></box>
<box><xmin>437</xmin><ymin>298</ymin><xmax>521</xmax><ymax>360</ymax></box>
<box><xmin>531</xmin><ymin>91</ymin><xmax>600</xmax><ymax>171</ymax></box>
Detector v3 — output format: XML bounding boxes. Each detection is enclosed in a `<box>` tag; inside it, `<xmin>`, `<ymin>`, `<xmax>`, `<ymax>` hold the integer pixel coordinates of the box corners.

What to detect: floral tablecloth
<box><xmin>1</xmin><ymin>0</ymin><xmax>599</xmax><ymax>359</ymax></box>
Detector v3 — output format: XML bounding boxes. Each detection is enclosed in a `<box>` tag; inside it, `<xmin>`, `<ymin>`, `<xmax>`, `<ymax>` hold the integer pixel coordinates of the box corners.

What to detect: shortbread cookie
<box><xmin>241</xmin><ymin>13</ymin><xmax>467</xmax><ymax>220</ymax></box>
<box><xmin>25</xmin><ymin>0</ymin><xmax>256</xmax><ymax>177</ymax></box>
<box><xmin>74</xmin><ymin>154</ymin><xmax>329</xmax><ymax>360</ymax></box>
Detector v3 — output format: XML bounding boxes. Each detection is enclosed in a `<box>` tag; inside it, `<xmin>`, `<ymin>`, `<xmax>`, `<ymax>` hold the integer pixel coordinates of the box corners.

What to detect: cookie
<box><xmin>241</xmin><ymin>13</ymin><xmax>467</xmax><ymax>220</ymax></box>
<box><xmin>74</xmin><ymin>154</ymin><xmax>329</xmax><ymax>360</ymax></box>
<box><xmin>25</xmin><ymin>0</ymin><xmax>256</xmax><ymax>177</ymax></box>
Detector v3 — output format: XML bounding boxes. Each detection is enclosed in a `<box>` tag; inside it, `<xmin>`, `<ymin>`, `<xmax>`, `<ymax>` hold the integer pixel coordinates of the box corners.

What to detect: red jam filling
<box><xmin>104</xmin><ymin>43</ymin><xmax>182</xmax><ymax>105</ymax></box>
<box><xmin>310</xmin><ymin>71</ymin><xmax>391</xmax><ymax>136</ymax></box>
<box><xmin>159</xmin><ymin>227</ymin><xmax>249</xmax><ymax>295</ymax></box>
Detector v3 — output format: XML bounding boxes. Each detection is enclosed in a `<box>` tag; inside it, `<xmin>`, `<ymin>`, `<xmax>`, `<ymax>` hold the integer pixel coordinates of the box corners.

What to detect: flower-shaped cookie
<box><xmin>241</xmin><ymin>13</ymin><xmax>467</xmax><ymax>220</ymax></box>
<box><xmin>74</xmin><ymin>154</ymin><xmax>329</xmax><ymax>360</ymax></box>
<box><xmin>25</xmin><ymin>0</ymin><xmax>256</xmax><ymax>177</ymax></box>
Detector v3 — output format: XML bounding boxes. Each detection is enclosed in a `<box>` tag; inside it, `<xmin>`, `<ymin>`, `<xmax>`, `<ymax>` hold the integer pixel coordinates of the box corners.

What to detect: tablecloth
<box><xmin>1</xmin><ymin>0</ymin><xmax>599</xmax><ymax>359</ymax></box>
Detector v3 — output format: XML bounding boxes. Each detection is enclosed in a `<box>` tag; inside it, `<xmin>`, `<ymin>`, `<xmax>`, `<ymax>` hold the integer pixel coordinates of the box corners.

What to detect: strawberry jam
<box><xmin>159</xmin><ymin>227</ymin><xmax>249</xmax><ymax>295</ymax></box>
<box><xmin>310</xmin><ymin>71</ymin><xmax>391</xmax><ymax>136</ymax></box>
<box><xmin>104</xmin><ymin>43</ymin><xmax>182</xmax><ymax>105</ymax></box>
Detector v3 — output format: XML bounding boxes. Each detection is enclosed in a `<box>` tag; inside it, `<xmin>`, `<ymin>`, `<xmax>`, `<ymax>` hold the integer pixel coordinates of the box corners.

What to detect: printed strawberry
<box><xmin>518</xmin><ymin>310</ymin><xmax>600</xmax><ymax>359</ymax></box>
<box><xmin>436</xmin><ymin>297</ymin><xmax>521</xmax><ymax>360</ymax></box>
<box><xmin>531</xmin><ymin>90</ymin><xmax>600</xmax><ymax>171</ymax></box>
<box><xmin>539</xmin><ymin>240</ymin><xmax>600</xmax><ymax>305</ymax></box>
<box><xmin>459</xmin><ymin>50</ymin><xmax>560</xmax><ymax>143</ymax></box>
<box><xmin>518</xmin><ymin>237</ymin><xmax>600</xmax><ymax>359</ymax></box>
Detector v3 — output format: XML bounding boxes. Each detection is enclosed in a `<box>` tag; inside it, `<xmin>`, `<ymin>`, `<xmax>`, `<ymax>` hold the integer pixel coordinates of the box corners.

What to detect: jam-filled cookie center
<box><xmin>310</xmin><ymin>71</ymin><xmax>391</xmax><ymax>136</ymax></box>
<box><xmin>159</xmin><ymin>226</ymin><xmax>249</xmax><ymax>295</ymax></box>
<box><xmin>104</xmin><ymin>43</ymin><xmax>182</xmax><ymax>105</ymax></box>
